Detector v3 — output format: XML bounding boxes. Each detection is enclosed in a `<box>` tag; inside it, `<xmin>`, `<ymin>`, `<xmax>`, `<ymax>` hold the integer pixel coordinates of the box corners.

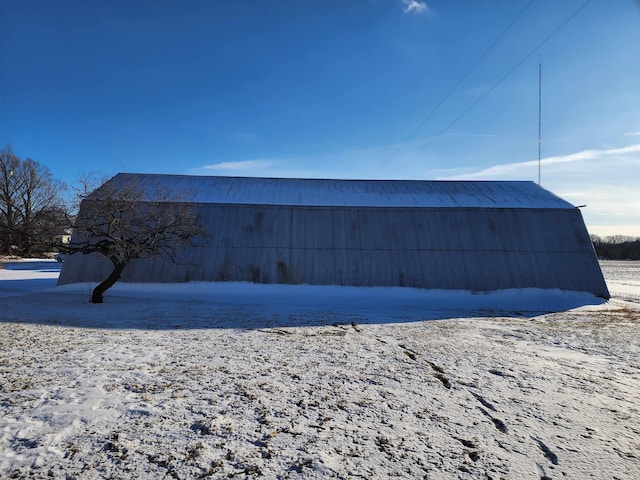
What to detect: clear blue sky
<box><xmin>1</xmin><ymin>0</ymin><xmax>639</xmax><ymax>236</ymax></box>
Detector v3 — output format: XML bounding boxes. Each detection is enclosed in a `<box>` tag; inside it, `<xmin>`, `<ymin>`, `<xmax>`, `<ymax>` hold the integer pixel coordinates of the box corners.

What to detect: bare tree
<box><xmin>0</xmin><ymin>147</ymin><xmax>67</xmax><ymax>255</ymax></box>
<box><xmin>17</xmin><ymin>158</ymin><xmax>68</xmax><ymax>255</ymax></box>
<box><xmin>66</xmin><ymin>176</ymin><xmax>205</xmax><ymax>303</ymax></box>
<box><xmin>0</xmin><ymin>148</ymin><xmax>22</xmax><ymax>254</ymax></box>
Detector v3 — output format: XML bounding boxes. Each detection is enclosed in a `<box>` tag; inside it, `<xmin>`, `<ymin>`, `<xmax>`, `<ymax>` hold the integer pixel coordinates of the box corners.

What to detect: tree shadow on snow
<box><xmin>0</xmin><ymin>283</ymin><xmax>607</xmax><ymax>330</ymax></box>
<box><xmin>1</xmin><ymin>261</ymin><xmax>61</xmax><ymax>272</ymax></box>
<box><xmin>0</xmin><ymin>278</ymin><xmax>60</xmax><ymax>299</ymax></box>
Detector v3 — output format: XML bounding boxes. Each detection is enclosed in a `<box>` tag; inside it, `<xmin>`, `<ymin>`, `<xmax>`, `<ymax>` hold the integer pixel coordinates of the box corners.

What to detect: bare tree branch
<box><xmin>0</xmin><ymin>147</ymin><xmax>68</xmax><ymax>256</ymax></box>
<box><xmin>65</xmin><ymin>176</ymin><xmax>206</xmax><ymax>303</ymax></box>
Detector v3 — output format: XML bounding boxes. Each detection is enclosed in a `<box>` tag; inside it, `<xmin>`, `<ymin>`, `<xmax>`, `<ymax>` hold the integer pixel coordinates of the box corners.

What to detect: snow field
<box><xmin>600</xmin><ymin>260</ymin><xmax>640</xmax><ymax>302</ymax></box>
<box><xmin>0</xmin><ymin>261</ymin><xmax>639</xmax><ymax>478</ymax></box>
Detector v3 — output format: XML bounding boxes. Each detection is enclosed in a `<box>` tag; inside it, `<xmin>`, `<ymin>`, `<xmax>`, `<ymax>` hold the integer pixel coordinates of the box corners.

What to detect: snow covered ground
<box><xmin>0</xmin><ymin>260</ymin><xmax>639</xmax><ymax>479</ymax></box>
<box><xmin>600</xmin><ymin>260</ymin><xmax>640</xmax><ymax>303</ymax></box>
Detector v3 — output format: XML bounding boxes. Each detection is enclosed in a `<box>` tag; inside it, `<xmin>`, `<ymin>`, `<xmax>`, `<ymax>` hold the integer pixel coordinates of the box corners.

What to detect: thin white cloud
<box><xmin>437</xmin><ymin>144</ymin><xmax>640</xmax><ymax>237</ymax></box>
<box><xmin>200</xmin><ymin>160</ymin><xmax>275</xmax><ymax>171</ymax></box>
<box><xmin>441</xmin><ymin>144</ymin><xmax>640</xmax><ymax>180</ymax></box>
<box><xmin>189</xmin><ymin>158</ymin><xmax>325</xmax><ymax>179</ymax></box>
<box><xmin>624</xmin><ymin>131</ymin><xmax>640</xmax><ymax>137</ymax></box>
<box><xmin>401</xmin><ymin>0</ymin><xmax>428</xmax><ymax>14</ymax></box>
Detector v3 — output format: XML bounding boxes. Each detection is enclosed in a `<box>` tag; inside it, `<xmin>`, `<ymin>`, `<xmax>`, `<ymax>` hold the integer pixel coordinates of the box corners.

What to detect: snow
<box><xmin>600</xmin><ymin>260</ymin><xmax>640</xmax><ymax>303</ymax></box>
<box><xmin>1</xmin><ymin>260</ymin><xmax>639</xmax><ymax>478</ymax></box>
<box><xmin>108</xmin><ymin>173</ymin><xmax>576</xmax><ymax>209</ymax></box>
<box><xmin>0</xmin><ymin>260</ymin><xmax>62</xmax><ymax>299</ymax></box>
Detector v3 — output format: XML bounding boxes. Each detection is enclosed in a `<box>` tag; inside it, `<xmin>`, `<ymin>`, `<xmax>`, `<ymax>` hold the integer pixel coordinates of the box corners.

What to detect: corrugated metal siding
<box><xmin>58</xmin><ymin>202</ymin><xmax>609</xmax><ymax>298</ymax></box>
<box><xmin>104</xmin><ymin>173</ymin><xmax>575</xmax><ymax>209</ymax></box>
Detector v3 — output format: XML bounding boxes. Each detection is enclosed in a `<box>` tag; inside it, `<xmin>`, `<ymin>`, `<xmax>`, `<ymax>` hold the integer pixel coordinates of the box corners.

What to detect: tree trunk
<box><xmin>91</xmin><ymin>262</ymin><xmax>127</xmax><ymax>304</ymax></box>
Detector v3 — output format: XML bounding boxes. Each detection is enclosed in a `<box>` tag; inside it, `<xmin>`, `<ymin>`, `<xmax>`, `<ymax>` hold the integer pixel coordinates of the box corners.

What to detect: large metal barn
<box><xmin>57</xmin><ymin>173</ymin><xmax>609</xmax><ymax>298</ymax></box>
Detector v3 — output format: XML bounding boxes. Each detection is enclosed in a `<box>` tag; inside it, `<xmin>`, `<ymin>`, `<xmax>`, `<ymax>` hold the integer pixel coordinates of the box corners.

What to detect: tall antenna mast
<box><xmin>538</xmin><ymin>62</ymin><xmax>542</xmax><ymax>185</ymax></box>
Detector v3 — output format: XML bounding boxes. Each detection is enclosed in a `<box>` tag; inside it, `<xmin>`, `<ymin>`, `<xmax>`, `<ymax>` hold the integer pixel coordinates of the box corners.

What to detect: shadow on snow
<box><xmin>0</xmin><ymin>281</ymin><xmax>606</xmax><ymax>330</ymax></box>
<box><xmin>1</xmin><ymin>261</ymin><xmax>61</xmax><ymax>272</ymax></box>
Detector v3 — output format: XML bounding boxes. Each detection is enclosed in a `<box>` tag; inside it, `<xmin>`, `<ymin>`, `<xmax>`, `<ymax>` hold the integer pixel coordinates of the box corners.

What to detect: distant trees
<box><xmin>65</xmin><ymin>177</ymin><xmax>205</xmax><ymax>303</ymax></box>
<box><xmin>0</xmin><ymin>147</ymin><xmax>68</xmax><ymax>256</ymax></box>
<box><xmin>591</xmin><ymin>235</ymin><xmax>640</xmax><ymax>260</ymax></box>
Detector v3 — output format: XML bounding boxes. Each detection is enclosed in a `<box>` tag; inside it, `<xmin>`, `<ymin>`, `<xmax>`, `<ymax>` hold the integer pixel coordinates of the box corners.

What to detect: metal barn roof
<box><xmin>106</xmin><ymin>173</ymin><xmax>576</xmax><ymax>209</ymax></box>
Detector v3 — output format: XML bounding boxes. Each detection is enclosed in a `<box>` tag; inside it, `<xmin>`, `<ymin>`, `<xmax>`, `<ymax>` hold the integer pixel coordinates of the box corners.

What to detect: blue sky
<box><xmin>1</xmin><ymin>0</ymin><xmax>639</xmax><ymax>236</ymax></box>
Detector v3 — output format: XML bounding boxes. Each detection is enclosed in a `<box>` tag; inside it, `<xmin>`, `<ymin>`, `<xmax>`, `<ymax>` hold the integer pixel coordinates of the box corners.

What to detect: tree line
<box><xmin>0</xmin><ymin>147</ymin><xmax>68</xmax><ymax>256</ymax></box>
<box><xmin>591</xmin><ymin>235</ymin><xmax>640</xmax><ymax>260</ymax></box>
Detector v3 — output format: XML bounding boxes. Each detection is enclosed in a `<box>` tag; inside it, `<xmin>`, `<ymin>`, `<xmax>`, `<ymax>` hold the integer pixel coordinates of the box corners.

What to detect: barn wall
<box><xmin>58</xmin><ymin>204</ymin><xmax>609</xmax><ymax>298</ymax></box>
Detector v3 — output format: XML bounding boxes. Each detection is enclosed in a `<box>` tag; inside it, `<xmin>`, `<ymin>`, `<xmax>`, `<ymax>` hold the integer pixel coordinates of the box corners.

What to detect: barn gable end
<box><xmin>58</xmin><ymin>173</ymin><xmax>609</xmax><ymax>298</ymax></box>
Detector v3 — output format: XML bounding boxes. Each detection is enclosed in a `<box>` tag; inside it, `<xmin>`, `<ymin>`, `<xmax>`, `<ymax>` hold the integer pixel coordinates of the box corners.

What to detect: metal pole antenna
<box><xmin>538</xmin><ymin>63</ymin><xmax>542</xmax><ymax>185</ymax></box>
